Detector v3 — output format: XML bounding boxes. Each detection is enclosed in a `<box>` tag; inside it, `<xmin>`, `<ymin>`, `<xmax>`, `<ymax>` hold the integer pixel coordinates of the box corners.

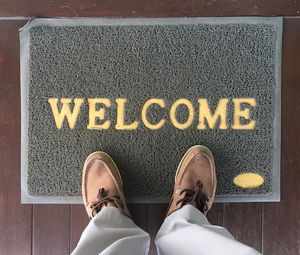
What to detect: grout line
<box><xmin>0</xmin><ymin>16</ymin><xmax>34</xmax><ymax>20</ymax></box>
<box><xmin>261</xmin><ymin>204</ymin><xmax>264</xmax><ymax>254</ymax></box>
<box><xmin>69</xmin><ymin>205</ymin><xmax>72</xmax><ymax>254</ymax></box>
<box><xmin>0</xmin><ymin>16</ymin><xmax>299</xmax><ymax>20</ymax></box>
<box><xmin>222</xmin><ymin>203</ymin><xmax>226</xmax><ymax>227</ymax></box>
<box><xmin>31</xmin><ymin>205</ymin><xmax>34</xmax><ymax>255</ymax></box>
<box><xmin>145</xmin><ymin>204</ymin><xmax>149</xmax><ymax>232</ymax></box>
<box><xmin>0</xmin><ymin>16</ymin><xmax>299</xmax><ymax>21</ymax></box>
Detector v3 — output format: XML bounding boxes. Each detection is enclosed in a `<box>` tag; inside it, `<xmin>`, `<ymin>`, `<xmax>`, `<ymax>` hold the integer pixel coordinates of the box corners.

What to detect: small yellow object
<box><xmin>233</xmin><ymin>173</ymin><xmax>264</xmax><ymax>189</ymax></box>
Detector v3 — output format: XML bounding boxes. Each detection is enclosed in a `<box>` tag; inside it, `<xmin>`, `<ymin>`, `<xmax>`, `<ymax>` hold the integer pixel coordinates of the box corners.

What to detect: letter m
<box><xmin>48</xmin><ymin>98</ymin><xmax>83</xmax><ymax>129</ymax></box>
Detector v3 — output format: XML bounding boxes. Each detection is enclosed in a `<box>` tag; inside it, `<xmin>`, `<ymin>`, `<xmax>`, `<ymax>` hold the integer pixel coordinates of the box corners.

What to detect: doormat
<box><xmin>20</xmin><ymin>17</ymin><xmax>282</xmax><ymax>204</ymax></box>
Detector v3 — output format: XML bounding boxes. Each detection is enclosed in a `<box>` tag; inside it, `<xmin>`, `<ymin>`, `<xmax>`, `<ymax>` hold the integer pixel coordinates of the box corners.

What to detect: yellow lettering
<box><xmin>87</xmin><ymin>98</ymin><xmax>111</xmax><ymax>130</ymax></box>
<box><xmin>141</xmin><ymin>98</ymin><xmax>165</xmax><ymax>130</ymax></box>
<box><xmin>232</xmin><ymin>98</ymin><xmax>256</xmax><ymax>130</ymax></box>
<box><xmin>198</xmin><ymin>99</ymin><xmax>228</xmax><ymax>129</ymax></box>
<box><xmin>48</xmin><ymin>98</ymin><xmax>83</xmax><ymax>129</ymax></box>
<box><xmin>115</xmin><ymin>98</ymin><xmax>138</xmax><ymax>130</ymax></box>
<box><xmin>170</xmin><ymin>99</ymin><xmax>194</xmax><ymax>130</ymax></box>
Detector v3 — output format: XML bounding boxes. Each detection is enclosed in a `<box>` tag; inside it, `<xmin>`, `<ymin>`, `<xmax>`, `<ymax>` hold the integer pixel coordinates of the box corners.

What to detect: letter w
<box><xmin>48</xmin><ymin>98</ymin><xmax>83</xmax><ymax>129</ymax></box>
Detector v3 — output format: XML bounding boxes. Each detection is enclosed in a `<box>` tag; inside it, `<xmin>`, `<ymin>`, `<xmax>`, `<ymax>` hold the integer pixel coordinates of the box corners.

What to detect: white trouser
<box><xmin>71</xmin><ymin>205</ymin><xmax>261</xmax><ymax>255</ymax></box>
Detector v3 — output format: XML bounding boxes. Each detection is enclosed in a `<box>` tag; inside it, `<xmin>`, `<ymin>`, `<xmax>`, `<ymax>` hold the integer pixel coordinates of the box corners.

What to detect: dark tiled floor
<box><xmin>0</xmin><ymin>4</ymin><xmax>300</xmax><ymax>255</ymax></box>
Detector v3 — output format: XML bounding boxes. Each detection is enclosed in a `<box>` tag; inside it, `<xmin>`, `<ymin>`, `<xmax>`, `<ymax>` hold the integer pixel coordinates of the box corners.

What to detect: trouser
<box><xmin>71</xmin><ymin>205</ymin><xmax>262</xmax><ymax>255</ymax></box>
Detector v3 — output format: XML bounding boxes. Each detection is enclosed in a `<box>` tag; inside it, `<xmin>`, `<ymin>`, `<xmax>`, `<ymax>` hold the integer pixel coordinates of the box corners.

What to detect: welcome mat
<box><xmin>20</xmin><ymin>17</ymin><xmax>282</xmax><ymax>203</ymax></box>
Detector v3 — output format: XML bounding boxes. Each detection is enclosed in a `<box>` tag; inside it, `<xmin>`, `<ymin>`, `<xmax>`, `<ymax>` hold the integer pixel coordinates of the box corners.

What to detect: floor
<box><xmin>0</xmin><ymin>2</ymin><xmax>300</xmax><ymax>255</ymax></box>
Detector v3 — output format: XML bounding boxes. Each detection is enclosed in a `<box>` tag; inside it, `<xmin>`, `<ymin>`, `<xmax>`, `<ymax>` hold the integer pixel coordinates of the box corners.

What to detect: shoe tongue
<box><xmin>106</xmin><ymin>201</ymin><xmax>119</xmax><ymax>208</ymax></box>
<box><xmin>180</xmin><ymin>189</ymin><xmax>197</xmax><ymax>207</ymax></box>
<box><xmin>178</xmin><ymin>184</ymin><xmax>208</xmax><ymax>214</ymax></box>
<box><xmin>173</xmin><ymin>188</ymin><xmax>194</xmax><ymax>209</ymax></box>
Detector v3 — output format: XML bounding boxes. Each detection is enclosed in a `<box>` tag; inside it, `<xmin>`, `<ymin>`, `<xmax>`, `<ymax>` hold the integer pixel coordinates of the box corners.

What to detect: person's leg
<box><xmin>155</xmin><ymin>145</ymin><xmax>261</xmax><ymax>255</ymax></box>
<box><xmin>71</xmin><ymin>152</ymin><xmax>150</xmax><ymax>255</ymax></box>
<box><xmin>155</xmin><ymin>205</ymin><xmax>260</xmax><ymax>255</ymax></box>
<box><xmin>71</xmin><ymin>207</ymin><xmax>149</xmax><ymax>255</ymax></box>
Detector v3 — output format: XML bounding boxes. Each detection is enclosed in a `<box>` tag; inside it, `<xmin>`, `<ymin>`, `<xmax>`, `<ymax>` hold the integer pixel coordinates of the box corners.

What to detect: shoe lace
<box><xmin>176</xmin><ymin>180</ymin><xmax>209</xmax><ymax>214</ymax></box>
<box><xmin>89</xmin><ymin>188</ymin><xmax>123</xmax><ymax>218</ymax></box>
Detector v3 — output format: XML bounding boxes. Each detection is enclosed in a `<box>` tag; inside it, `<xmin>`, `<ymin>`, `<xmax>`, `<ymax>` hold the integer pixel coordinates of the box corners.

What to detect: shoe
<box><xmin>82</xmin><ymin>151</ymin><xmax>130</xmax><ymax>219</ymax></box>
<box><xmin>166</xmin><ymin>145</ymin><xmax>217</xmax><ymax>216</ymax></box>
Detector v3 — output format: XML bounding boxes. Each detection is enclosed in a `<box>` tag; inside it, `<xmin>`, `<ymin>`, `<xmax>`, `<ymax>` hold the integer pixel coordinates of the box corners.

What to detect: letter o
<box><xmin>170</xmin><ymin>99</ymin><xmax>194</xmax><ymax>129</ymax></box>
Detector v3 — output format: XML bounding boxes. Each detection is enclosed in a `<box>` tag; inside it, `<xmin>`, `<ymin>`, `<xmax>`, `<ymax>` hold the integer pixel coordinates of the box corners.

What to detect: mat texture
<box><xmin>20</xmin><ymin>17</ymin><xmax>282</xmax><ymax>203</ymax></box>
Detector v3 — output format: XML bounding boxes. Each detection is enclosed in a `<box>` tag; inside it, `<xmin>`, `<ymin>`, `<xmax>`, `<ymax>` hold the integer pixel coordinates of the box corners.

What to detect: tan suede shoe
<box><xmin>166</xmin><ymin>145</ymin><xmax>217</xmax><ymax>216</ymax></box>
<box><xmin>82</xmin><ymin>151</ymin><xmax>130</xmax><ymax>219</ymax></box>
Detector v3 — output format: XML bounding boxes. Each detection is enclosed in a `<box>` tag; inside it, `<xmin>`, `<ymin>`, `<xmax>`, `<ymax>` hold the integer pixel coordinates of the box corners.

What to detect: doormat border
<box><xmin>20</xmin><ymin>17</ymin><xmax>282</xmax><ymax>204</ymax></box>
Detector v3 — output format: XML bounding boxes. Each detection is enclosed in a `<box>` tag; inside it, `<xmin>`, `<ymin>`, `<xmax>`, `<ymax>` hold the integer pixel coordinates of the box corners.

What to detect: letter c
<box><xmin>141</xmin><ymin>99</ymin><xmax>166</xmax><ymax>130</ymax></box>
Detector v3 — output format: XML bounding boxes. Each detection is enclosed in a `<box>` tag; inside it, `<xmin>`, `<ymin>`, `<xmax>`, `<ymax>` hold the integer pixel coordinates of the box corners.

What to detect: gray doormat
<box><xmin>20</xmin><ymin>17</ymin><xmax>282</xmax><ymax>204</ymax></box>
